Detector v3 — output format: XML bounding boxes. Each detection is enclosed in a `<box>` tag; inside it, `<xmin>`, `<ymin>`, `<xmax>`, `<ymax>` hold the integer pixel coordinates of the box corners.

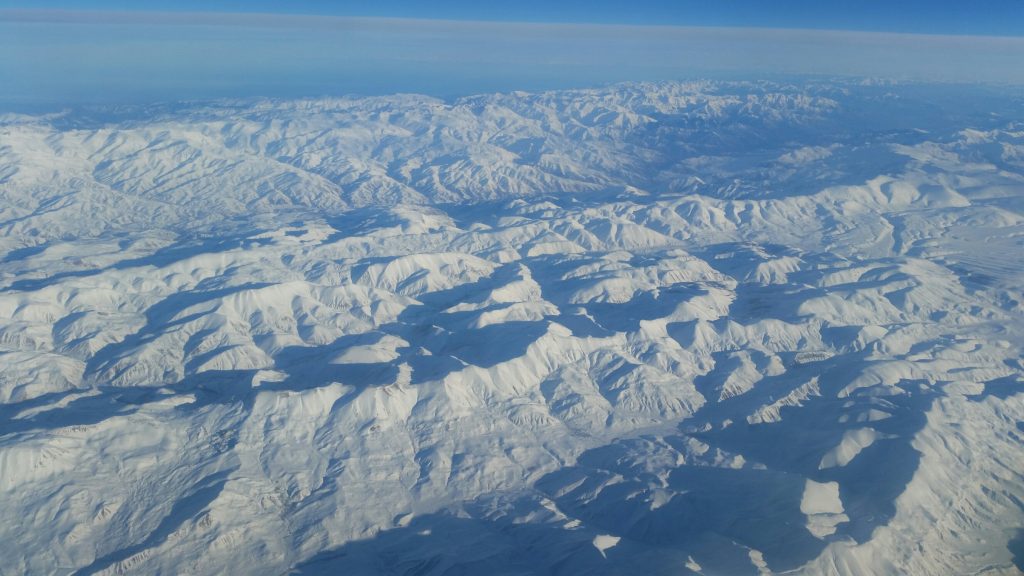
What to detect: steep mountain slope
<box><xmin>1</xmin><ymin>81</ymin><xmax>1023</xmax><ymax>575</ymax></box>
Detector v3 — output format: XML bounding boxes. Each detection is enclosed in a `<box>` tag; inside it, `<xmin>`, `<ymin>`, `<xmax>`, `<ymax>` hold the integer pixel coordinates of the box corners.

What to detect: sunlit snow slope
<box><xmin>1</xmin><ymin>80</ymin><xmax>1023</xmax><ymax>575</ymax></box>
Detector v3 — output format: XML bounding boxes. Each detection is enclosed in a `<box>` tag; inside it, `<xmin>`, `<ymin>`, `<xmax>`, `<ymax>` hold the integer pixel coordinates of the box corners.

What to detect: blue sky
<box><xmin>2</xmin><ymin>0</ymin><xmax>1023</xmax><ymax>35</ymax></box>
<box><xmin>2</xmin><ymin>3</ymin><xmax>1024</xmax><ymax>109</ymax></box>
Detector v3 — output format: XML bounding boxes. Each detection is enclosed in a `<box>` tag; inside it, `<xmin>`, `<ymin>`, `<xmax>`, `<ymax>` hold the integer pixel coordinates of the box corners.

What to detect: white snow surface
<box><xmin>1</xmin><ymin>80</ymin><xmax>1024</xmax><ymax>575</ymax></box>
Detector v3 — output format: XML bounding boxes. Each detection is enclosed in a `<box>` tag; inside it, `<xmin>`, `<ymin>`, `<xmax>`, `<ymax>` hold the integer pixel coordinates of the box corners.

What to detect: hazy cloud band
<box><xmin>3</xmin><ymin>9</ymin><xmax>1023</xmax><ymax>107</ymax></box>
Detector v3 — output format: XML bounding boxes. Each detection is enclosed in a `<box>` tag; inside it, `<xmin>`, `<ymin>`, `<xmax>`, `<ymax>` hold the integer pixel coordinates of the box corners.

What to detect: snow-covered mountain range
<box><xmin>1</xmin><ymin>80</ymin><xmax>1023</xmax><ymax>575</ymax></box>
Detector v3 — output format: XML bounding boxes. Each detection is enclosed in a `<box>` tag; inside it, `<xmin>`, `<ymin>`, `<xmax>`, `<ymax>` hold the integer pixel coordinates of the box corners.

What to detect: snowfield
<box><xmin>1</xmin><ymin>80</ymin><xmax>1023</xmax><ymax>575</ymax></box>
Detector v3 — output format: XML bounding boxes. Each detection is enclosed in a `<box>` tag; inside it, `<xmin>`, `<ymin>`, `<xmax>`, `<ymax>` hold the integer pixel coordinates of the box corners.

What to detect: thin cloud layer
<box><xmin>2</xmin><ymin>10</ymin><xmax>1024</xmax><ymax>107</ymax></box>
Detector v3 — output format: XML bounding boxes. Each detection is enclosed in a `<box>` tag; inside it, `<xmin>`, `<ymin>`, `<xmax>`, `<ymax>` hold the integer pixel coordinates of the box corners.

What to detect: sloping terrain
<box><xmin>1</xmin><ymin>80</ymin><xmax>1023</xmax><ymax>575</ymax></box>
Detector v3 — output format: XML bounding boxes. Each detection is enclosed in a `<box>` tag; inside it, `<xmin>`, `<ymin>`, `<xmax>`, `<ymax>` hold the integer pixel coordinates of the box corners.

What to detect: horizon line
<box><xmin>4</xmin><ymin>8</ymin><xmax>1024</xmax><ymax>42</ymax></box>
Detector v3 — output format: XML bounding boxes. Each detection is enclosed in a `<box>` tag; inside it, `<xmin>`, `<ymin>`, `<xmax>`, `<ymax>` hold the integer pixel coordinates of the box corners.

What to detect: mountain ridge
<box><xmin>1</xmin><ymin>80</ymin><xmax>1023</xmax><ymax>575</ymax></box>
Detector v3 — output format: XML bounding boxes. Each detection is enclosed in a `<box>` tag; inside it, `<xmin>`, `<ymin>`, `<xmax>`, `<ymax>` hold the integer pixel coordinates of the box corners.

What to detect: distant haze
<box><xmin>3</xmin><ymin>10</ymin><xmax>1024</xmax><ymax>109</ymax></box>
